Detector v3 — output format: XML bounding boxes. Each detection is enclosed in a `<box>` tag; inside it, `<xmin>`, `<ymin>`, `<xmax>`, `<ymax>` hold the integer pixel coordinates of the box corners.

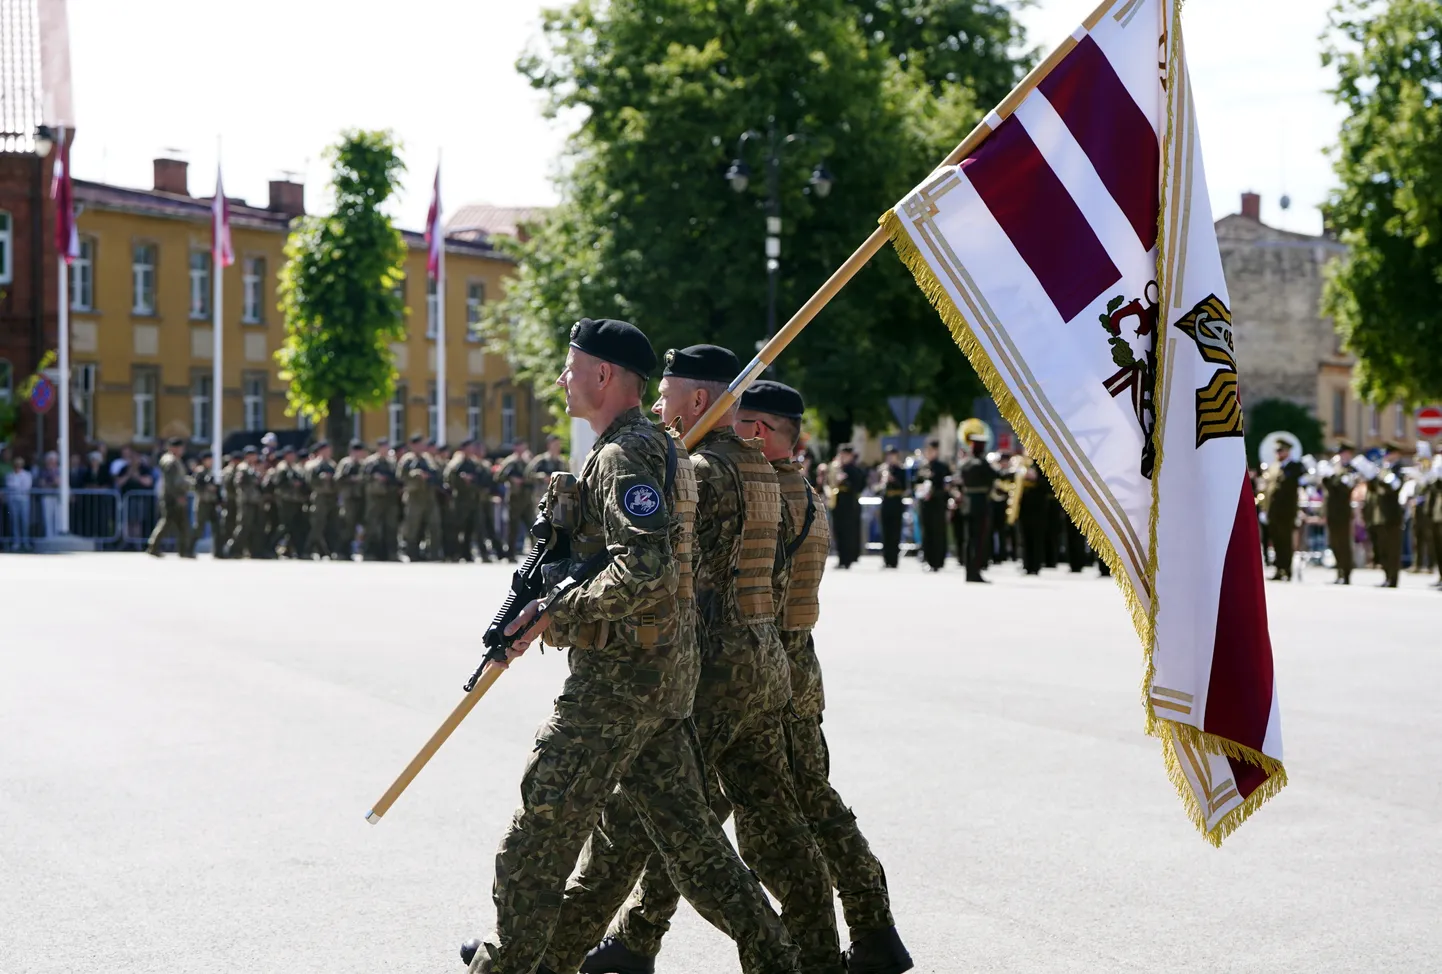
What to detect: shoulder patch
<box><xmin>615</xmin><ymin>474</ymin><xmax>668</xmax><ymax>529</ymax></box>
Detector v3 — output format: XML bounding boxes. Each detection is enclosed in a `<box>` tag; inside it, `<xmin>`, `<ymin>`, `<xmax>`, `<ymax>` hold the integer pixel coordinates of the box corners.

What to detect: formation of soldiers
<box><xmin>146</xmin><ymin>432</ymin><xmax>569</xmax><ymax>563</ymax></box>
<box><xmin>455</xmin><ymin>320</ymin><xmax>913</xmax><ymax>974</ymax></box>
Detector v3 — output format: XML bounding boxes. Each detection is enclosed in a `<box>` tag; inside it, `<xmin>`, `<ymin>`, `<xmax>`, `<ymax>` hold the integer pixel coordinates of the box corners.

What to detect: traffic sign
<box><xmin>887</xmin><ymin>395</ymin><xmax>923</xmax><ymax>432</ymax></box>
<box><xmin>29</xmin><ymin>376</ymin><xmax>54</xmax><ymax>414</ymax></box>
<box><xmin>1417</xmin><ymin>405</ymin><xmax>1442</xmax><ymax>438</ymax></box>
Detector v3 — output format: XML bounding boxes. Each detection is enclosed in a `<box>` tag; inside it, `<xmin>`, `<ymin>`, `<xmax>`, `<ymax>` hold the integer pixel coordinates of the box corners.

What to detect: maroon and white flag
<box><xmin>52</xmin><ymin>128</ymin><xmax>79</xmax><ymax>264</ymax></box>
<box><xmin>425</xmin><ymin>164</ymin><xmax>443</xmax><ymax>278</ymax></box>
<box><xmin>213</xmin><ymin>166</ymin><xmax>234</xmax><ymax>268</ymax></box>
<box><xmin>883</xmin><ymin>0</ymin><xmax>1284</xmax><ymax>843</ymax></box>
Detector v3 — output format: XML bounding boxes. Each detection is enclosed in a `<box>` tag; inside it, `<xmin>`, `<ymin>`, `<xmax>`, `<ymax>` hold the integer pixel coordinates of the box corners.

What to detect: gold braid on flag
<box><xmin>1144</xmin><ymin>0</ymin><xmax>1285</xmax><ymax>846</ymax></box>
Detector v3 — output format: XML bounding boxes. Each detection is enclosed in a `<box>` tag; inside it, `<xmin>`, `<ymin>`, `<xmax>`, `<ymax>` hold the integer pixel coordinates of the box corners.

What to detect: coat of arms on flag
<box><xmin>882</xmin><ymin>0</ymin><xmax>1285</xmax><ymax>844</ymax></box>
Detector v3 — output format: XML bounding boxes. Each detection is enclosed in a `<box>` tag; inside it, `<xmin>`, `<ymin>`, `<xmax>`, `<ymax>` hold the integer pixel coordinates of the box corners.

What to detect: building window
<box><xmin>426</xmin><ymin>279</ymin><xmax>439</xmax><ymax>339</ymax></box>
<box><xmin>296</xmin><ymin>412</ymin><xmax>313</xmax><ymax>431</ymax></box>
<box><xmin>393</xmin><ymin>281</ymin><xmax>406</xmax><ymax>325</ymax></box>
<box><xmin>0</xmin><ymin>358</ymin><xmax>12</xmax><ymax>405</ymax></box>
<box><xmin>501</xmin><ymin>392</ymin><xmax>516</xmax><ymax>447</ymax></box>
<box><xmin>1332</xmin><ymin>389</ymin><xmax>1346</xmax><ymax>436</ymax></box>
<box><xmin>466</xmin><ymin>386</ymin><xmax>483</xmax><ymax>442</ymax></box>
<box><xmin>74</xmin><ymin>363</ymin><xmax>96</xmax><ymax>442</ymax></box>
<box><xmin>344</xmin><ymin>403</ymin><xmax>362</xmax><ymax>441</ymax></box>
<box><xmin>189</xmin><ymin>250</ymin><xmax>212</xmax><ymax>319</ymax></box>
<box><xmin>0</xmin><ymin>210</ymin><xmax>11</xmax><ymax>284</ymax></box>
<box><xmin>426</xmin><ymin>382</ymin><xmax>439</xmax><ymax>441</ymax></box>
<box><xmin>242</xmin><ymin>374</ymin><xmax>266</xmax><ymax>431</ymax></box>
<box><xmin>70</xmin><ymin>237</ymin><xmax>95</xmax><ymax>310</ymax></box>
<box><xmin>388</xmin><ymin>384</ymin><xmax>407</xmax><ymax>444</ymax></box>
<box><xmin>191</xmin><ymin>372</ymin><xmax>213</xmax><ymax>442</ymax></box>
<box><xmin>1395</xmin><ymin>403</ymin><xmax>1407</xmax><ymax>439</ymax></box>
<box><xmin>466</xmin><ymin>282</ymin><xmax>485</xmax><ymax>342</ymax></box>
<box><xmin>1369</xmin><ymin>405</ymin><xmax>1379</xmax><ymax>437</ymax></box>
<box><xmin>242</xmin><ymin>257</ymin><xmax>265</xmax><ymax>323</ymax></box>
<box><xmin>133</xmin><ymin>368</ymin><xmax>158</xmax><ymax>441</ymax></box>
<box><xmin>132</xmin><ymin>243</ymin><xmax>157</xmax><ymax>314</ymax></box>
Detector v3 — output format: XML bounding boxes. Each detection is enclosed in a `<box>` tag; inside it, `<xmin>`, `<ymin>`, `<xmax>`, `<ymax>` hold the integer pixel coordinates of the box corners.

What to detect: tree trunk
<box><xmin>326</xmin><ymin>395</ymin><xmax>349</xmax><ymax>449</ymax></box>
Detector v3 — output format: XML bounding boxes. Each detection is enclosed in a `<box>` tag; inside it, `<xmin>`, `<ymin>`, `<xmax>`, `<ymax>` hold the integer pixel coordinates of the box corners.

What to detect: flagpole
<box><xmin>212</xmin><ymin>232</ymin><xmax>223</xmax><ymax>471</ymax></box>
<box><xmin>435</xmin><ymin>156</ymin><xmax>447</xmax><ymax>445</ymax></box>
<box><xmin>56</xmin><ymin>128</ymin><xmax>71</xmax><ymax>533</ymax></box>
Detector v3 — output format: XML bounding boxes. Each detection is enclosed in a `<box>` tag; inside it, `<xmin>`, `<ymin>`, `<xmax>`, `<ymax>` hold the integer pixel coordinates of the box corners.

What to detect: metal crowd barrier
<box><xmin>0</xmin><ymin>488</ymin><xmax>124</xmax><ymax>549</ymax></box>
<box><xmin>857</xmin><ymin>494</ymin><xmax>920</xmax><ymax>554</ymax></box>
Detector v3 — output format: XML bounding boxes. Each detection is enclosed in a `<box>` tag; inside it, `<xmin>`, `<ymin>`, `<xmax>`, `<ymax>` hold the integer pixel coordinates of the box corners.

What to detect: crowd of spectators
<box><xmin>0</xmin><ymin>442</ymin><xmax>161</xmax><ymax>550</ymax></box>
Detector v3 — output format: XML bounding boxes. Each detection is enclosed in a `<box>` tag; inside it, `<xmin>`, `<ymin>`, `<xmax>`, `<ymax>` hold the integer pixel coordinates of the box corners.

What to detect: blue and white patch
<box><xmin>624</xmin><ymin>483</ymin><xmax>661</xmax><ymax>518</ymax></box>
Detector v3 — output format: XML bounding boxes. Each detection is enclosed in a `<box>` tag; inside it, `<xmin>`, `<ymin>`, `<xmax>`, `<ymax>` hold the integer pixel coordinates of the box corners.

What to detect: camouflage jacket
<box><xmin>190</xmin><ymin>467</ymin><xmax>221</xmax><ymax>505</ymax></box>
<box><xmin>397</xmin><ymin>450</ymin><xmax>440</xmax><ymax>497</ymax></box>
<box><xmin>690</xmin><ymin>427</ymin><xmax>790</xmax><ymax>717</ymax></box>
<box><xmin>158</xmin><ymin>452</ymin><xmax>189</xmax><ymax>502</ymax></box>
<box><xmin>362</xmin><ymin>453</ymin><xmax>399</xmax><ymax>498</ymax></box>
<box><xmin>546</xmin><ymin>406</ymin><xmax>699</xmax><ymax>719</ymax></box>
<box><xmin>444</xmin><ymin>453</ymin><xmax>481</xmax><ymax>499</ymax></box>
<box><xmin>334</xmin><ymin>456</ymin><xmax>366</xmax><ymax>500</ymax></box>
<box><xmin>233</xmin><ymin>462</ymin><xmax>263</xmax><ymax>505</ymax></box>
<box><xmin>306</xmin><ymin>457</ymin><xmax>338</xmax><ymax>497</ymax></box>
<box><xmin>265</xmin><ymin>461</ymin><xmax>309</xmax><ymax>505</ymax></box>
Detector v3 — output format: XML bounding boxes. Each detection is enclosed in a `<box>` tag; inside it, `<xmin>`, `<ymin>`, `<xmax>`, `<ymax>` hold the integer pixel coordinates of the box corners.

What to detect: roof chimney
<box><xmin>269</xmin><ymin>179</ymin><xmax>305</xmax><ymax>217</ymax></box>
<box><xmin>1241</xmin><ymin>191</ymin><xmax>1261</xmax><ymax>222</ymax></box>
<box><xmin>154</xmin><ymin>158</ymin><xmax>189</xmax><ymax>196</ymax></box>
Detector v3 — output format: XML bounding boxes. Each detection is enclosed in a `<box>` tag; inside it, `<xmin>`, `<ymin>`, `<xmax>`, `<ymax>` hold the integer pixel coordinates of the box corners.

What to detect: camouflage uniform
<box><xmin>219</xmin><ymin>458</ymin><xmax>239</xmax><ymax>557</ymax></box>
<box><xmin>333</xmin><ymin>453</ymin><xmax>365</xmax><ymax>559</ymax></box>
<box><xmin>499</xmin><ymin>451</ymin><xmax>531</xmax><ymax>557</ymax></box>
<box><xmin>191</xmin><ymin>464</ymin><xmax>223</xmax><ymax>554</ymax></box>
<box><xmin>362</xmin><ymin>449</ymin><xmax>400</xmax><ymax>561</ymax></box>
<box><xmin>225</xmin><ymin>460</ymin><xmax>266</xmax><ymax>558</ymax></box>
<box><xmin>146</xmin><ymin>452</ymin><xmax>193</xmax><ymax>557</ymax></box>
<box><xmin>481</xmin><ymin>408</ymin><xmax>799</xmax><ymax>974</ymax></box>
<box><xmin>445</xmin><ymin>450</ymin><xmax>490</xmax><ymax>561</ymax></box>
<box><xmin>397</xmin><ymin>447</ymin><xmax>442</xmax><ymax>561</ymax></box>
<box><xmin>305</xmin><ymin>455</ymin><xmax>339</xmax><ymax>558</ymax></box>
<box><xmin>544</xmin><ymin>428</ymin><xmax>837</xmax><ymax>974</ymax></box>
<box><xmin>264</xmin><ymin>459</ymin><xmax>309</xmax><ymax>558</ymax></box>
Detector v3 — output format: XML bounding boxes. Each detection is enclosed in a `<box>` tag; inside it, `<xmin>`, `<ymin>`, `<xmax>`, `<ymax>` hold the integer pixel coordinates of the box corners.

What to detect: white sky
<box><xmin>67</xmin><ymin>0</ymin><xmax>1341</xmax><ymax>237</ymax></box>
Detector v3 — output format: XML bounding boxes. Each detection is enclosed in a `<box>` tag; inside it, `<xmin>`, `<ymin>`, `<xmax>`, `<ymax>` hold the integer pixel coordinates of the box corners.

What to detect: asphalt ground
<box><xmin>1</xmin><ymin>552</ymin><xmax>1437</xmax><ymax>974</ymax></box>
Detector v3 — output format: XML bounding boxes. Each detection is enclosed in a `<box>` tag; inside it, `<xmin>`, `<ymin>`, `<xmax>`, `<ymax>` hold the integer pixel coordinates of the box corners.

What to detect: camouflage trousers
<box><xmin>543</xmin><ymin>706</ymin><xmax>838</xmax><ymax>974</ymax></box>
<box><xmin>484</xmin><ymin>696</ymin><xmax>799</xmax><ymax>974</ymax></box>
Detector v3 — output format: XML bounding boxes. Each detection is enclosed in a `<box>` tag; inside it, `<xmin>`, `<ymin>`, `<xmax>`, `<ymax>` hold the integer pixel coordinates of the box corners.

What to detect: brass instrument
<box><xmin>1005</xmin><ymin>455</ymin><xmax>1031</xmax><ymax>526</ymax></box>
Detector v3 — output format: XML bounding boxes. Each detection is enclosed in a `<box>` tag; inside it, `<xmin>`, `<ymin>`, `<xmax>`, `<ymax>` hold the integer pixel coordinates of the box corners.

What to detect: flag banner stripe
<box><xmin>1037</xmin><ymin>35</ymin><xmax>1160</xmax><ymax>250</ymax></box>
<box><xmin>961</xmin><ymin>115</ymin><xmax>1121</xmax><ymax>321</ymax></box>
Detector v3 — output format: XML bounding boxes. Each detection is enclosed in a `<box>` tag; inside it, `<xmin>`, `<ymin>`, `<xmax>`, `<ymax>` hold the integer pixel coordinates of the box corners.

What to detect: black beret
<box><xmin>409</xmin><ymin>433</ymin><xmax>424</xmax><ymax>444</ymax></box>
<box><xmin>243</xmin><ymin>445</ymin><xmax>259</xmax><ymax>455</ymax></box>
<box><xmin>739</xmin><ymin>379</ymin><xmax>803</xmax><ymax>420</ymax></box>
<box><xmin>167</xmin><ymin>436</ymin><xmax>185</xmax><ymax>447</ymax></box>
<box><xmin>375</xmin><ymin>437</ymin><xmax>389</xmax><ymax>446</ymax></box>
<box><xmin>349</xmin><ymin>438</ymin><xmax>365</xmax><ymax>450</ymax></box>
<box><xmin>838</xmin><ymin>442</ymin><xmax>857</xmax><ymax>453</ymax></box>
<box><xmin>1336</xmin><ymin>441</ymin><xmax>1355</xmax><ymax>452</ymax></box>
<box><xmin>459</xmin><ymin>437</ymin><xmax>474</xmax><ymax>448</ymax></box>
<box><xmin>313</xmin><ymin>439</ymin><xmax>329</xmax><ymax>450</ymax></box>
<box><xmin>663</xmin><ymin>344</ymin><xmax>740</xmax><ymax>383</ymax></box>
<box><xmin>282</xmin><ymin>444</ymin><xmax>297</xmax><ymax>454</ymax></box>
<box><xmin>569</xmin><ymin>317</ymin><xmax>657</xmax><ymax>377</ymax></box>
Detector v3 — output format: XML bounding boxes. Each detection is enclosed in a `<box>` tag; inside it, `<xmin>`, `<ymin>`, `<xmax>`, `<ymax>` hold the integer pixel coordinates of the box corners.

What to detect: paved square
<box><xmin>1</xmin><ymin>553</ymin><xmax>1436</xmax><ymax>973</ymax></box>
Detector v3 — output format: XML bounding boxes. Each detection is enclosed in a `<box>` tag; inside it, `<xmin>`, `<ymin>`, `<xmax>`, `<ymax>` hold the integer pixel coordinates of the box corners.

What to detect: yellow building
<box><xmin>70</xmin><ymin>158</ymin><xmax>540</xmax><ymax>453</ymax></box>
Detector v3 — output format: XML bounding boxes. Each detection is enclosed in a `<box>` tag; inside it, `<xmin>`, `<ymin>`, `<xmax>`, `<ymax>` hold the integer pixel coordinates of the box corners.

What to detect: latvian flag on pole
<box><xmin>883</xmin><ymin>0</ymin><xmax>1285</xmax><ymax>844</ymax></box>
<box><xmin>213</xmin><ymin>167</ymin><xmax>235</xmax><ymax>268</ymax></box>
<box><xmin>425</xmin><ymin>164</ymin><xmax>443</xmax><ymax>278</ymax></box>
<box><xmin>53</xmin><ymin>128</ymin><xmax>79</xmax><ymax>263</ymax></box>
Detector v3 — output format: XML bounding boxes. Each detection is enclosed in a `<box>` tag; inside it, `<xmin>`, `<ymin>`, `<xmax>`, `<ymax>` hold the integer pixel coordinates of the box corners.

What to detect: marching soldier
<box><xmin>917</xmin><ymin>439</ymin><xmax>951</xmax><ymax>571</ymax></box>
<box><xmin>265</xmin><ymin>445</ymin><xmax>308</xmax><ymax>558</ymax></box>
<box><xmin>398</xmin><ymin>434</ymin><xmax>441</xmax><ymax>562</ymax></box>
<box><xmin>877</xmin><ymin>447</ymin><xmax>907</xmax><ymax>568</ymax></box>
<box><xmin>191</xmin><ymin>453</ymin><xmax>223</xmax><ymax>557</ymax></box>
<box><xmin>445</xmin><ymin>438</ymin><xmax>490</xmax><ymax>562</ymax></box>
<box><xmin>225</xmin><ymin>446</ymin><xmax>266</xmax><ymax>559</ymax></box>
<box><xmin>305</xmin><ymin>441</ymin><xmax>339</xmax><ymax>559</ymax></box>
<box><xmin>1368</xmin><ymin>444</ymin><xmax>1405</xmax><ymax>587</ymax></box>
<box><xmin>362</xmin><ymin>438</ymin><xmax>401</xmax><ymax>561</ymax></box>
<box><xmin>526</xmin><ymin>433</ymin><xmax>569</xmax><ymax>501</ymax></box>
<box><xmin>957</xmin><ymin>433</ymin><xmax>999</xmax><ymax>583</ymax></box>
<box><xmin>1322</xmin><ymin>442</ymin><xmax>1357</xmax><ymax>584</ymax></box>
<box><xmin>1260</xmin><ymin>440</ymin><xmax>1306</xmax><ymax>580</ymax></box>
<box><xmin>219</xmin><ymin>452</ymin><xmax>239</xmax><ymax>558</ymax></box>
<box><xmin>146</xmin><ymin>437</ymin><xmax>194</xmax><ymax>558</ymax></box>
<box><xmin>461</xmin><ymin>319</ymin><xmax>802</xmax><ymax>974</ymax></box>
<box><xmin>828</xmin><ymin>444</ymin><xmax>866</xmax><ymax>569</ymax></box>
<box><xmin>499</xmin><ymin>441</ymin><xmax>533</xmax><ymax>560</ymax></box>
<box><xmin>334</xmin><ymin>439</ymin><xmax>368</xmax><ymax>560</ymax></box>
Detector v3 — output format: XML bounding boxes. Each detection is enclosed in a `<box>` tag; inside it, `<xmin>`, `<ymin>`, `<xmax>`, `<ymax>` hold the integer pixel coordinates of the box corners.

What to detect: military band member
<box><xmin>1368</xmin><ymin>443</ymin><xmax>1404</xmax><ymax>587</ymax></box>
<box><xmin>191</xmin><ymin>453</ymin><xmax>223</xmax><ymax>557</ymax></box>
<box><xmin>877</xmin><ymin>447</ymin><xmax>907</xmax><ymax>568</ymax></box>
<box><xmin>1260</xmin><ymin>440</ymin><xmax>1306</xmax><ymax>580</ymax></box>
<box><xmin>827</xmin><ymin>444</ymin><xmax>866</xmax><ymax>569</ymax></box>
<box><xmin>917</xmin><ymin>439</ymin><xmax>951</xmax><ymax>571</ymax></box>
<box><xmin>1322</xmin><ymin>442</ymin><xmax>1357</xmax><ymax>584</ymax></box>
<box><xmin>957</xmin><ymin>434</ymin><xmax>998</xmax><ymax>583</ymax></box>
<box><xmin>146</xmin><ymin>437</ymin><xmax>194</xmax><ymax>558</ymax></box>
<box><xmin>461</xmin><ymin>319</ymin><xmax>802</xmax><ymax>974</ymax></box>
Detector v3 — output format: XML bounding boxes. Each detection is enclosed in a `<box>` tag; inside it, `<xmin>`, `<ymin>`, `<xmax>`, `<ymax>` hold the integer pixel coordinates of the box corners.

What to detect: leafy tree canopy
<box><xmin>491</xmin><ymin>0</ymin><xmax>1028</xmax><ymax>436</ymax></box>
<box><xmin>1322</xmin><ymin>0</ymin><xmax>1442</xmax><ymax>405</ymax></box>
<box><xmin>276</xmin><ymin>129</ymin><xmax>408</xmax><ymax>445</ymax></box>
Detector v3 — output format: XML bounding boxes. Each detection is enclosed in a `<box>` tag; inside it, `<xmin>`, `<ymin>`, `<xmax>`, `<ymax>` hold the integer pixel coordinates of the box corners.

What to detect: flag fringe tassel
<box><xmin>881</xmin><ymin>205</ymin><xmax>1287</xmax><ymax>845</ymax></box>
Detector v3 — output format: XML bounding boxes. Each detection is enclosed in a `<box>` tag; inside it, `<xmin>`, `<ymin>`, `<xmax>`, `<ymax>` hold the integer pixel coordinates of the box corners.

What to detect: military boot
<box><xmin>843</xmin><ymin>926</ymin><xmax>913</xmax><ymax>974</ymax></box>
<box><xmin>458</xmin><ymin>939</ymin><xmax>558</xmax><ymax>974</ymax></box>
<box><xmin>578</xmin><ymin>935</ymin><xmax>656</xmax><ymax>974</ymax></box>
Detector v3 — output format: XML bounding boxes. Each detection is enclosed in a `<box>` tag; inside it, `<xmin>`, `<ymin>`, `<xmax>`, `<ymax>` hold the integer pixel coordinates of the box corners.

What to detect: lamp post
<box><xmin>725</xmin><ymin>117</ymin><xmax>833</xmax><ymax>342</ymax></box>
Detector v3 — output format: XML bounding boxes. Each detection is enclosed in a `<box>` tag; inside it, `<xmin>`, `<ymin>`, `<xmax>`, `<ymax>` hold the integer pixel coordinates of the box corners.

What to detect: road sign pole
<box><xmin>57</xmin><ymin>255</ymin><xmax>70</xmax><ymax>534</ymax></box>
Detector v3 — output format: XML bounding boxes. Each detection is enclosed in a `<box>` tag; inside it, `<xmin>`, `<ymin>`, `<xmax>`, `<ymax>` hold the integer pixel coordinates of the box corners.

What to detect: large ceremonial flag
<box><xmin>213</xmin><ymin>166</ymin><xmax>235</xmax><ymax>268</ymax></box>
<box><xmin>883</xmin><ymin>0</ymin><xmax>1284</xmax><ymax>843</ymax></box>
<box><xmin>52</xmin><ymin>128</ymin><xmax>79</xmax><ymax>263</ymax></box>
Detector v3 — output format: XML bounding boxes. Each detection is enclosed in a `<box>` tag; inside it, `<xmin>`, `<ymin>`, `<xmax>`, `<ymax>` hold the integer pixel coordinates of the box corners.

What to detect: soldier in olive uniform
<box><xmin>362</xmin><ymin>438</ymin><xmax>400</xmax><ymax>561</ymax></box>
<box><xmin>146</xmin><ymin>437</ymin><xmax>194</xmax><ymax>558</ymax></box>
<box><xmin>1368</xmin><ymin>444</ymin><xmax>1405</xmax><ymax>587</ymax></box>
<box><xmin>445</xmin><ymin>438</ymin><xmax>491</xmax><ymax>562</ymax></box>
<box><xmin>1322</xmin><ymin>443</ymin><xmax>1357</xmax><ymax>584</ymax></box>
<box><xmin>1261</xmin><ymin>441</ymin><xmax>1306</xmax><ymax>581</ymax></box>
<box><xmin>398</xmin><ymin>434</ymin><xmax>442</xmax><ymax>561</ymax></box>
<box><xmin>461</xmin><ymin>320</ymin><xmax>801</xmax><ymax>974</ymax></box>
<box><xmin>957</xmin><ymin>434</ymin><xmax>999</xmax><ymax>583</ymax></box>
<box><xmin>225</xmin><ymin>446</ymin><xmax>266</xmax><ymax>559</ymax></box>
<box><xmin>499</xmin><ymin>442</ymin><xmax>533</xmax><ymax>560</ymax></box>
<box><xmin>552</xmin><ymin>345</ymin><xmax>837</xmax><ymax>974</ymax></box>
<box><xmin>827</xmin><ymin>444</ymin><xmax>866</xmax><ymax>569</ymax></box>
<box><xmin>334</xmin><ymin>439</ymin><xmax>368</xmax><ymax>560</ymax></box>
<box><xmin>265</xmin><ymin>445</ymin><xmax>308</xmax><ymax>558</ymax></box>
<box><xmin>877</xmin><ymin>448</ymin><xmax>907</xmax><ymax>568</ymax></box>
<box><xmin>190</xmin><ymin>453</ymin><xmax>223</xmax><ymax>556</ymax></box>
<box><xmin>305</xmin><ymin>441</ymin><xmax>339</xmax><ymax>559</ymax></box>
<box><xmin>917</xmin><ymin>439</ymin><xmax>951</xmax><ymax>571</ymax></box>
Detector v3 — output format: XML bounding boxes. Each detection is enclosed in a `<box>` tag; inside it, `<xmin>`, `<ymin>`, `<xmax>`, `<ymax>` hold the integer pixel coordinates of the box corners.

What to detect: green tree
<box><xmin>491</xmin><ymin>0</ymin><xmax>1026</xmax><ymax>437</ymax></box>
<box><xmin>1244</xmin><ymin>398</ymin><xmax>1325</xmax><ymax>467</ymax></box>
<box><xmin>1322</xmin><ymin>0</ymin><xmax>1442</xmax><ymax>405</ymax></box>
<box><xmin>276</xmin><ymin>130</ymin><xmax>408</xmax><ymax>447</ymax></box>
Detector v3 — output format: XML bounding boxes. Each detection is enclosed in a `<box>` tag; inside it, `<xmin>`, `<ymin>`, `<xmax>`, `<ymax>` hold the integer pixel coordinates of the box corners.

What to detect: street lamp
<box><xmin>725</xmin><ymin>118</ymin><xmax>833</xmax><ymax>341</ymax></box>
<box><xmin>33</xmin><ymin>125</ymin><xmax>54</xmax><ymax>157</ymax></box>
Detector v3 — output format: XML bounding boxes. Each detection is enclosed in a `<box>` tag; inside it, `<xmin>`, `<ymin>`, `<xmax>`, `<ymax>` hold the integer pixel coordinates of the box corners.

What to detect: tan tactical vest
<box><xmin>697</xmin><ymin>436</ymin><xmax>783</xmax><ymax>627</ymax></box>
<box><xmin>777</xmin><ymin>463</ymin><xmax>829</xmax><ymax>631</ymax></box>
<box><xmin>668</xmin><ymin>428</ymin><xmax>698</xmax><ymax>604</ymax></box>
